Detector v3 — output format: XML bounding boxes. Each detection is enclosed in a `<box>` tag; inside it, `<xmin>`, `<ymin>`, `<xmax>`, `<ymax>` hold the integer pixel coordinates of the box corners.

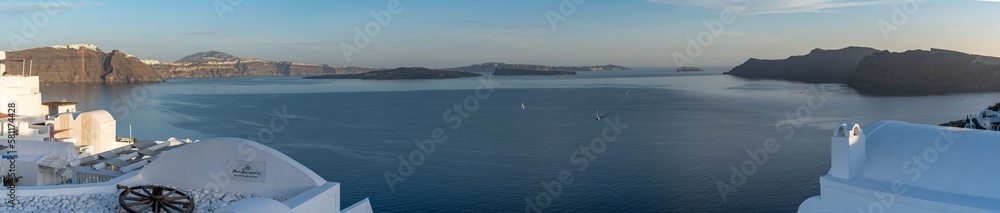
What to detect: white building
<box><xmin>799</xmin><ymin>121</ymin><xmax>1000</xmax><ymax>212</ymax></box>
<box><xmin>0</xmin><ymin>51</ymin><xmax>129</xmax><ymax>186</ymax></box>
<box><xmin>0</xmin><ymin>51</ymin><xmax>121</xmax><ymax>155</ymax></box>
<box><xmin>0</xmin><ymin>141</ymin><xmax>76</xmax><ymax>186</ymax></box>
<box><xmin>0</xmin><ymin>51</ymin><xmax>50</xmax><ymax>141</ymax></box>
<box><xmin>0</xmin><ymin>51</ymin><xmax>40</xmax><ymax>114</ymax></box>
<box><xmin>964</xmin><ymin>108</ymin><xmax>1000</xmax><ymax>131</ymax></box>
<box><xmin>42</xmin><ymin>101</ymin><xmax>77</xmax><ymax>117</ymax></box>
<box><xmin>0</xmin><ymin>50</ymin><xmax>374</xmax><ymax>212</ymax></box>
<box><xmin>51</xmin><ymin>110</ymin><xmax>120</xmax><ymax>155</ymax></box>
<box><xmin>5</xmin><ymin>138</ymin><xmax>374</xmax><ymax>213</ymax></box>
<box><xmin>133</xmin><ymin>138</ymin><xmax>373</xmax><ymax>212</ymax></box>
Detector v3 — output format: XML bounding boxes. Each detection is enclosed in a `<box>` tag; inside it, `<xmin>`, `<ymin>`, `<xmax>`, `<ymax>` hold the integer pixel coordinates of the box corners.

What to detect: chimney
<box><xmin>830</xmin><ymin>123</ymin><xmax>866</xmax><ymax>179</ymax></box>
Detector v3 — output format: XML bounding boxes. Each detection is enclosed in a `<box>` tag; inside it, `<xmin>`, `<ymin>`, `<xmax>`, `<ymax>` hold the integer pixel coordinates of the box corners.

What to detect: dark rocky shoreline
<box><xmin>727</xmin><ymin>47</ymin><xmax>1000</xmax><ymax>94</ymax></box>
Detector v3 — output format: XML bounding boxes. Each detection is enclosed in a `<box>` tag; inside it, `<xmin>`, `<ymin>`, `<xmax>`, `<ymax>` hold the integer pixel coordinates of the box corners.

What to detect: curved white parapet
<box><xmin>342</xmin><ymin>198</ymin><xmax>374</xmax><ymax>213</ymax></box>
<box><xmin>217</xmin><ymin>198</ymin><xmax>296</xmax><ymax>213</ymax></box>
<box><xmin>797</xmin><ymin>196</ymin><xmax>823</xmax><ymax>213</ymax></box>
<box><xmin>4</xmin><ymin>137</ymin><xmax>371</xmax><ymax>212</ymax></box>
<box><xmin>800</xmin><ymin>121</ymin><xmax>1000</xmax><ymax>212</ymax></box>
<box><xmin>136</xmin><ymin>137</ymin><xmax>326</xmax><ymax>197</ymax></box>
<box><xmin>282</xmin><ymin>182</ymin><xmax>341</xmax><ymax>212</ymax></box>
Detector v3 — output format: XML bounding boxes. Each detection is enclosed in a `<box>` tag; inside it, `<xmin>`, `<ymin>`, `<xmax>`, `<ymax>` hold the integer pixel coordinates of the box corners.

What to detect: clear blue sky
<box><xmin>1</xmin><ymin>0</ymin><xmax>998</xmax><ymax>68</ymax></box>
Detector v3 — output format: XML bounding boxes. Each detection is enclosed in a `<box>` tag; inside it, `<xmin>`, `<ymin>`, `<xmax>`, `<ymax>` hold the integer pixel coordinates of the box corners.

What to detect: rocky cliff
<box><xmin>150</xmin><ymin>51</ymin><xmax>374</xmax><ymax>78</ymax></box>
<box><xmin>847</xmin><ymin>49</ymin><xmax>1000</xmax><ymax>92</ymax></box>
<box><xmin>5</xmin><ymin>44</ymin><xmax>164</xmax><ymax>83</ymax></box>
<box><xmin>445</xmin><ymin>62</ymin><xmax>628</xmax><ymax>73</ymax></box>
<box><xmin>725</xmin><ymin>46</ymin><xmax>879</xmax><ymax>83</ymax></box>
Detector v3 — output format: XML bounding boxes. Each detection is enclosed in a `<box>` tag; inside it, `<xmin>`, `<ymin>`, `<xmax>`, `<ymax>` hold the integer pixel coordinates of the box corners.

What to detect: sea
<box><xmin>39</xmin><ymin>68</ymin><xmax>1000</xmax><ymax>212</ymax></box>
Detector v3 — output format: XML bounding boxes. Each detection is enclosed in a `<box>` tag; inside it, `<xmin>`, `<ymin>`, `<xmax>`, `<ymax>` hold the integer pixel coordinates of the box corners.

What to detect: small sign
<box><xmin>228</xmin><ymin>160</ymin><xmax>265</xmax><ymax>183</ymax></box>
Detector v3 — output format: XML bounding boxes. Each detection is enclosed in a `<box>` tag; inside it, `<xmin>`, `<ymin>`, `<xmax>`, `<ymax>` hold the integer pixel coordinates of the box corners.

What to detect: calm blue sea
<box><xmin>40</xmin><ymin>68</ymin><xmax>1000</xmax><ymax>212</ymax></box>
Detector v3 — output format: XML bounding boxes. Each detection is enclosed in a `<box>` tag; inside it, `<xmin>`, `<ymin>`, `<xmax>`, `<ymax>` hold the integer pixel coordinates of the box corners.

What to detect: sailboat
<box><xmin>521</xmin><ymin>102</ymin><xmax>525</xmax><ymax>110</ymax></box>
<box><xmin>626</xmin><ymin>85</ymin><xmax>640</xmax><ymax>96</ymax></box>
<box><xmin>596</xmin><ymin>110</ymin><xmax>601</xmax><ymax>121</ymax></box>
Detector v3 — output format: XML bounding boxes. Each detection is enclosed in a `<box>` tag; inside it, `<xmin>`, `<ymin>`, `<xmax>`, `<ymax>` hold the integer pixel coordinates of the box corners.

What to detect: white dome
<box><xmin>800</xmin><ymin>121</ymin><xmax>1000</xmax><ymax>212</ymax></box>
<box><xmin>859</xmin><ymin>121</ymin><xmax>1000</xmax><ymax>202</ymax></box>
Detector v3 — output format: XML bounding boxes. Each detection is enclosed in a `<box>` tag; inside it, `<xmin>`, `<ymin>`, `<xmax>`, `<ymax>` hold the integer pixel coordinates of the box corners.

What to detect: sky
<box><xmin>0</xmin><ymin>0</ymin><xmax>998</xmax><ymax>68</ymax></box>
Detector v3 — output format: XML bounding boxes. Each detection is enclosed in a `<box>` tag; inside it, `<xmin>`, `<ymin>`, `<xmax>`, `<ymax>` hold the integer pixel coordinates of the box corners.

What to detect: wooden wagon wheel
<box><xmin>117</xmin><ymin>185</ymin><xmax>195</xmax><ymax>213</ymax></box>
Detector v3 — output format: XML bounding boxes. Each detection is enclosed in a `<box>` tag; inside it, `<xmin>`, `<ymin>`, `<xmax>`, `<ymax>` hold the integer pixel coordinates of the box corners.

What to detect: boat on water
<box><xmin>0</xmin><ymin>51</ymin><xmax>373</xmax><ymax>213</ymax></box>
<box><xmin>676</xmin><ymin>66</ymin><xmax>704</xmax><ymax>72</ymax></box>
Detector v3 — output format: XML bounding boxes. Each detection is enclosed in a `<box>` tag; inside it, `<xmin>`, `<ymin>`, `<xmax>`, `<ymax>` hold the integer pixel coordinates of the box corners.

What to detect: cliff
<box><xmin>5</xmin><ymin>44</ymin><xmax>164</xmax><ymax>83</ymax></box>
<box><xmin>150</xmin><ymin>51</ymin><xmax>374</xmax><ymax>78</ymax></box>
<box><xmin>725</xmin><ymin>46</ymin><xmax>879</xmax><ymax>83</ymax></box>
<box><xmin>847</xmin><ymin>49</ymin><xmax>1000</xmax><ymax>92</ymax></box>
<box><xmin>446</xmin><ymin>62</ymin><xmax>628</xmax><ymax>73</ymax></box>
<box><xmin>305</xmin><ymin>67</ymin><xmax>481</xmax><ymax>80</ymax></box>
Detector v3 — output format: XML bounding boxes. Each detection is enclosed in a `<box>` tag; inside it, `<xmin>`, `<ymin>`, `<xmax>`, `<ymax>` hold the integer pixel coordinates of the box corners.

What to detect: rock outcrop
<box><xmin>725</xmin><ymin>46</ymin><xmax>879</xmax><ymax>83</ymax></box>
<box><xmin>5</xmin><ymin>44</ymin><xmax>164</xmax><ymax>83</ymax></box>
<box><xmin>847</xmin><ymin>49</ymin><xmax>1000</xmax><ymax>92</ymax></box>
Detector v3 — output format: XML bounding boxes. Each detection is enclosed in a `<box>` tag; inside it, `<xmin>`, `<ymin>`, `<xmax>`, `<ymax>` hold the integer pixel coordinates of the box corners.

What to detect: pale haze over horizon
<box><xmin>0</xmin><ymin>0</ymin><xmax>997</xmax><ymax>68</ymax></box>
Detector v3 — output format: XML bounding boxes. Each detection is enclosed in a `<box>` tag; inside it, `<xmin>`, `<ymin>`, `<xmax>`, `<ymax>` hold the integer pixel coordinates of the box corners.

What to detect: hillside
<box><xmin>847</xmin><ymin>49</ymin><xmax>1000</xmax><ymax>92</ymax></box>
<box><xmin>174</xmin><ymin>51</ymin><xmax>240</xmax><ymax>63</ymax></box>
<box><xmin>4</xmin><ymin>44</ymin><xmax>163</xmax><ymax>83</ymax></box>
<box><xmin>150</xmin><ymin>51</ymin><xmax>374</xmax><ymax>78</ymax></box>
<box><xmin>725</xmin><ymin>46</ymin><xmax>879</xmax><ymax>83</ymax></box>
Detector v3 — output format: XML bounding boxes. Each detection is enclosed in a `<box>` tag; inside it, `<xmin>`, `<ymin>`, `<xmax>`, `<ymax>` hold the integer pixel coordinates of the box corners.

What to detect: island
<box><xmin>847</xmin><ymin>48</ymin><xmax>1000</xmax><ymax>93</ymax></box>
<box><xmin>724</xmin><ymin>46</ymin><xmax>879</xmax><ymax>83</ymax></box>
<box><xmin>303</xmin><ymin>67</ymin><xmax>482</xmax><ymax>80</ymax></box>
<box><xmin>150</xmin><ymin>51</ymin><xmax>373</xmax><ymax>78</ymax></box>
<box><xmin>727</xmin><ymin>46</ymin><xmax>1000</xmax><ymax>94</ymax></box>
<box><xmin>676</xmin><ymin>67</ymin><xmax>704</xmax><ymax>72</ymax></box>
<box><xmin>446</xmin><ymin>62</ymin><xmax>628</xmax><ymax>73</ymax></box>
<box><xmin>492</xmin><ymin>68</ymin><xmax>576</xmax><ymax>76</ymax></box>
